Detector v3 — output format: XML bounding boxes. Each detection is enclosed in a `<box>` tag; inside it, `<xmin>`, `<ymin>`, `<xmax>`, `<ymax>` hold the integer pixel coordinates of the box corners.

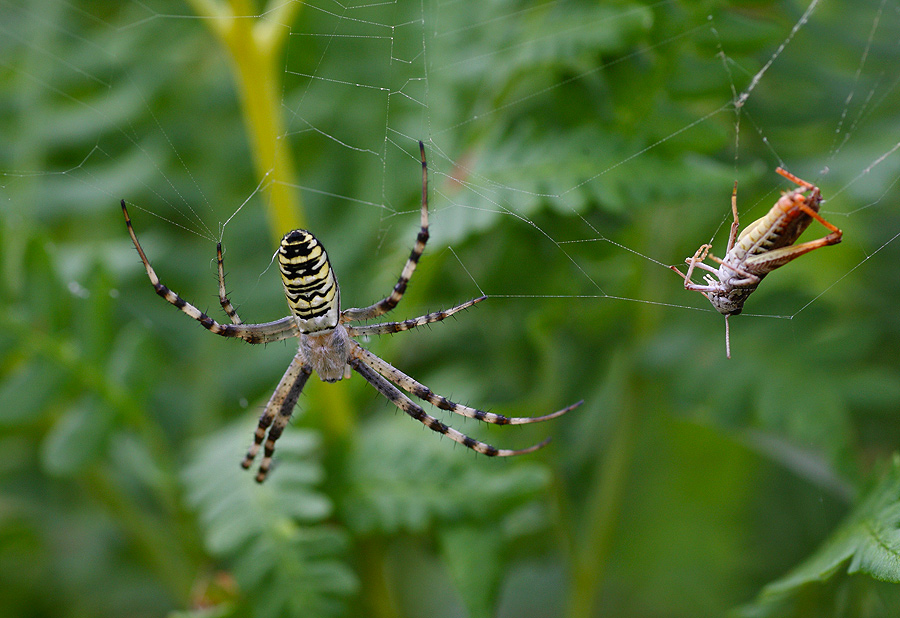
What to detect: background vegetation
<box><xmin>3</xmin><ymin>1</ymin><xmax>900</xmax><ymax>617</ymax></box>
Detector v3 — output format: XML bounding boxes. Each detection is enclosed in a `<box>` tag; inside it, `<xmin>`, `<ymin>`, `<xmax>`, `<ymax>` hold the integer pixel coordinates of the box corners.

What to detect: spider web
<box><xmin>2</xmin><ymin>0</ymin><xmax>900</xmax><ymax>349</ymax></box>
<box><xmin>4</xmin><ymin>2</ymin><xmax>900</xmax><ymax>614</ymax></box>
<box><xmin>408</xmin><ymin>0</ymin><xmax>900</xmax><ymax>340</ymax></box>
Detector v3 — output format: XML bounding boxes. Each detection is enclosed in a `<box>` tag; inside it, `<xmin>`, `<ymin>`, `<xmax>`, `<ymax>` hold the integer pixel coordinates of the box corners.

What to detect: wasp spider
<box><xmin>121</xmin><ymin>142</ymin><xmax>581</xmax><ymax>482</ymax></box>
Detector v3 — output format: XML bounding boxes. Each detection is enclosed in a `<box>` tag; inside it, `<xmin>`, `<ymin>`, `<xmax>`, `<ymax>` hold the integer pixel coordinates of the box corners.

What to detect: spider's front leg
<box><xmin>216</xmin><ymin>242</ymin><xmax>243</xmax><ymax>325</ymax></box>
<box><xmin>341</xmin><ymin>141</ymin><xmax>430</xmax><ymax>322</ymax></box>
<box><xmin>120</xmin><ymin>200</ymin><xmax>299</xmax><ymax>344</ymax></box>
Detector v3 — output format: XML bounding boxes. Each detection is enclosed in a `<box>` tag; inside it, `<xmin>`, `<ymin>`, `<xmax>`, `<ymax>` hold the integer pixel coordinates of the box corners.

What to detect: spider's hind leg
<box><xmin>353</xmin><ymin>346</ymin><xmax>580</xmax><ymax>425</ymax></box>
<box><xmin>349</xmin><ymin>357</ymin><xmax>555</xmax><ymax>456</ymax></box>
<box><xmin>341</xmin><ymin>141</ymin><xmax>430</xmax><ymax>322</ymax></box>
<box><xmin>242</xmin><ymin>352</ymin><xmax>312</xmax><ymax>483</ymax></box>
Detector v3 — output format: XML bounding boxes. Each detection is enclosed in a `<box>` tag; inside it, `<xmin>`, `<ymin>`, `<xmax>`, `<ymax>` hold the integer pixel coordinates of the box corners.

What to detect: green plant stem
<box><xmin>187</xmin><ymin>0</ymin><xmax>305</xmax><ymax>237</ymax></box>
<box><xmin>356</xmin><ymin>538</ymin><xmax>400</xmax><ymax>618</ymax></box>
<box><xmin>187</xmin><ymin>0</ymin><xmax>356</xmax><ymax>444</ymax></box>
<box><xmin>563</xmin><ymin>214</ymin><xmax>670</xmax><ymax>617</ymax></box>
<box><xmin>84</xmin><ymin>468</ymin><xmax>199</xmax><ymax>604</ymax></box>
<box><xmin>564</xmin><ymin>353</ymin><xmax>640</xmax><ymax>618</ymax></box>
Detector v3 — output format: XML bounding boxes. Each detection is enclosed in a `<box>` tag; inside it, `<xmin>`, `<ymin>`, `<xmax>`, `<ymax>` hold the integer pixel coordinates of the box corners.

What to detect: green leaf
<box><xmin>437</xmin><ymin>525</ymin><xmax>504</xmax><ymax>618</ymax></box>
<box><xmin>0</xmin><ymin>359</ymin><xmax>65</xmax><ymax>426</ymax></box>
<box><xmin>342</xmin><ymin>415</ymin><xmax>555</xmax><ymax>616</ymax></box>
<box><xmin>167</xmin><ymin>606</ymin><xmax>235</xmax><ymax>618</ymax></box>
<box><xmin>41</xmin><ymin>394</ymin><xmax>112</xmax><ymax>475</ymax></box>
<box><xmin>740</xmin><ymin>456</ymin><xmax>900</xmax><ymax>615</ymax></box>
<box><xmin>183</xmin><ymin>421</ymin><xmax>356</xmax><ymax>618</ymax></box>
<box><xmin>342</xmin><ymin>416</ymin><xmax>552</xmax><ymax>535</ymax></box>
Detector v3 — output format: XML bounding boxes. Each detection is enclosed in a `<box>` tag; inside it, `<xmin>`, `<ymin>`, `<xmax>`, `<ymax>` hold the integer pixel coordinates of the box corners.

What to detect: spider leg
<box><xmin>342</xmin><ymin>141</ymin><xmax>429</xmax><ymax>322</ymax></box>
<box><xmin>346</xmin><ymin>296</ymin><xmax>486</xmax><ymax>337</ymax></box>
<box><xmin>121</xmin><ymin>200</ymin><xmax>300</xmax><ymax>344</ymax></box>
<box><xmin>216</xmin><ymin>242</ymin><xmax>242</xmax><ymax>325</ymax></box>
<box><xmin>241</xmin><ymin>351</ymin><xmax>312</xmax><ymax>483</ymax></box>
<box><xmin>349</xmin><ymin>357</ymin><xmax>552</xmax><ymax>456</ymax></box>
<box><xmin>352</xmin><ymin>346</ymin><xmax>581</xmax><ymax>424</ymax></box>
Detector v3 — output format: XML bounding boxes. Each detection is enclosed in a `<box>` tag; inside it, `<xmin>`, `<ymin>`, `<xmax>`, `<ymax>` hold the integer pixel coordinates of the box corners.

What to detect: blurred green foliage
<box><xmin>2</xmin><ymin>1</ymin><xmax>900</xmax><ymax>617</ymax></box>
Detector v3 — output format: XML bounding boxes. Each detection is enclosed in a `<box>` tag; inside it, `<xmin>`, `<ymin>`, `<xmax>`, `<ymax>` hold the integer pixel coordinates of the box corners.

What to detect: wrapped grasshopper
<box><xmin>671</xmin><ymin>169</ymin><xmax>842</xmax><ymax>358</ymax></box>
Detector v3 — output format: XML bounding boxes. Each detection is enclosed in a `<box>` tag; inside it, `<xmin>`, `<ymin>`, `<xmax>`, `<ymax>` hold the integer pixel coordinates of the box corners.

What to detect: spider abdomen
<box><xmin>279</xmin><ymin>230</ymin><xmax>341</xmax><ymax>333</ymax></box>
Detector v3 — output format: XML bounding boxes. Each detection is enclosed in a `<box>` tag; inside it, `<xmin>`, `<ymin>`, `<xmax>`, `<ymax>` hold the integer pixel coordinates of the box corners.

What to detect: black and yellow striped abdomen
<box><xmin>278</xmin><ymin>230</ymin><xmax>340</xmax><ymax>333</ymax></box>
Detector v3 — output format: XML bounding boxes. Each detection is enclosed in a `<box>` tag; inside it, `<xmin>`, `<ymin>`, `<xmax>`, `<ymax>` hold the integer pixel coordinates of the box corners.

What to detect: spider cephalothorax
<box><xmin>122</xmin><ymin>141</ymin><xmax>580</xmax><ymax>482</ymax></box>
